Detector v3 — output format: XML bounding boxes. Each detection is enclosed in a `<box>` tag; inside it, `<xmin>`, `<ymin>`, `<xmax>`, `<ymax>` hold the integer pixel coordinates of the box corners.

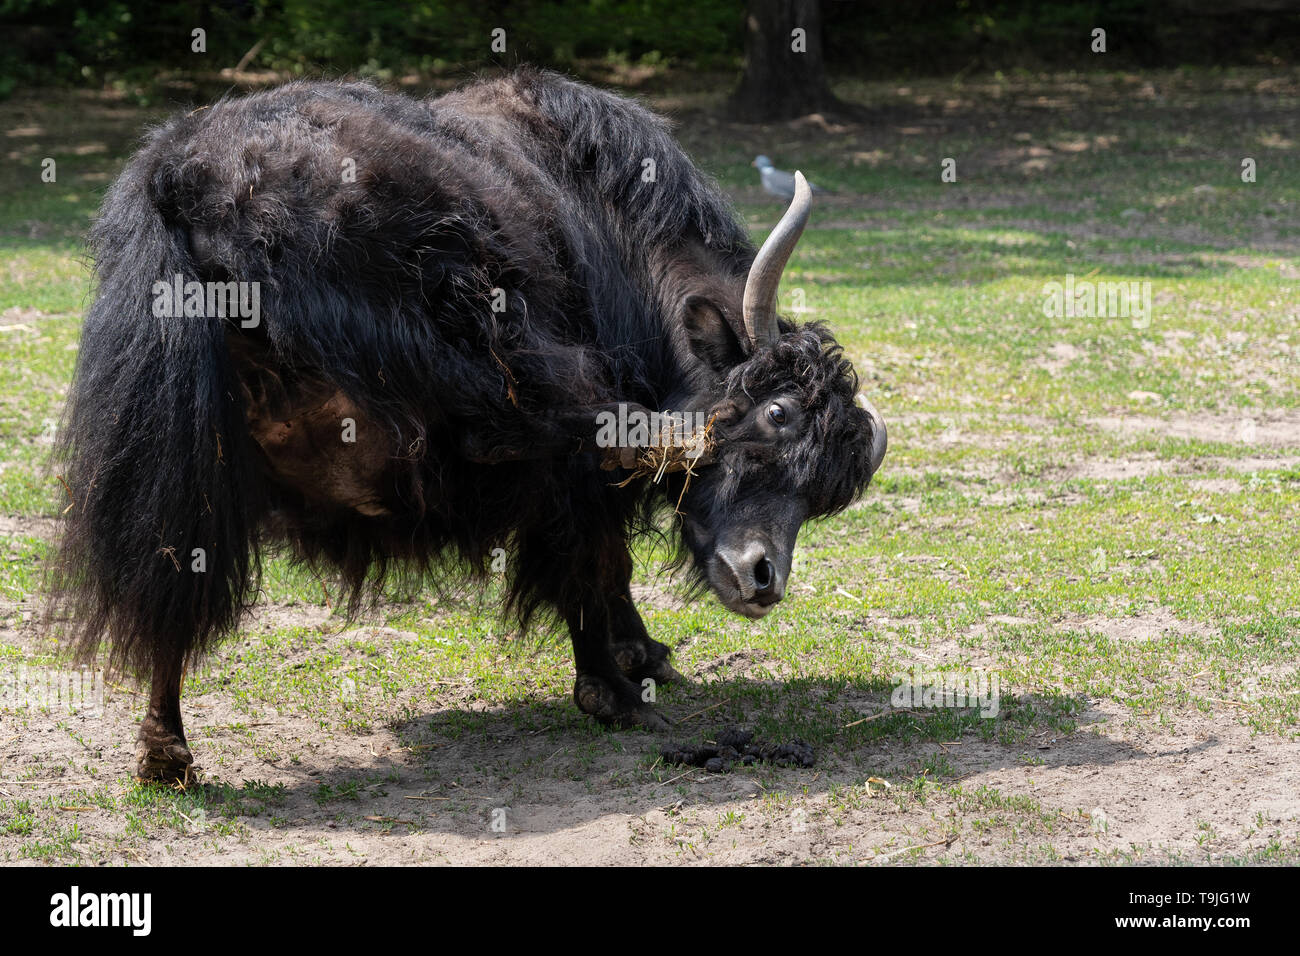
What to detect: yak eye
<box><xmin>766</xmin><ymin>403</ymin><xmax>787</xmax><ymax>427</ymax></box>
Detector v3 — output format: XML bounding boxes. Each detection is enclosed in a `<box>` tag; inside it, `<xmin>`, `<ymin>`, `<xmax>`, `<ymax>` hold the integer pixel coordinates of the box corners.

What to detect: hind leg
<box><xmin>135</xmin><ymin>651</ymin><xmax>194</xmax><ymax>784</ymax></box>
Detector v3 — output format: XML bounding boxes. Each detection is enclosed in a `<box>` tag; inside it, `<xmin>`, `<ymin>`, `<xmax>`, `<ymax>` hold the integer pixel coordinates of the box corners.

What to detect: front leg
<box><xmin>593</xmin><ymin>539</ymin><xmax>684</xmax><ymax>686</ymax></box>
<box><xmin>568</xmin><ymin>599</ymin><xmax>671</xmax><ymax>732</ymax></box>
<box><xmin>607</xmin><ymin>587</ymin><xmax>685</xmax><ymax>686</ymax></box>
<box><xmin>565</xmin><ymin>540</ymin><xmax>673</xmax><ymax>730</ymax></box>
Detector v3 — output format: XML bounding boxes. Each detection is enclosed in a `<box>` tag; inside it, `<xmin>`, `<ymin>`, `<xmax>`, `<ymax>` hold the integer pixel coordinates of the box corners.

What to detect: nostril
<box><xmin>753</xmin><ymin>557</ymin><xmax>774</xmax><ymax>593</ymax></box>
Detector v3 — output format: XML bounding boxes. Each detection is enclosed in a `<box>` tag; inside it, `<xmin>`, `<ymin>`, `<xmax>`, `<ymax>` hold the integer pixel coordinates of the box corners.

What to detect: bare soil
<box><xmin>2</xmin><ymin>585</ymin><xmax>1295</xmax><ymax>865</ymax></box>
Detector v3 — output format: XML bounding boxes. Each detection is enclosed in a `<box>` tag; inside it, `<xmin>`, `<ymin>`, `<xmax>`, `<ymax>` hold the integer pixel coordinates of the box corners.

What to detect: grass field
<box><xmin>1</xmin><ymin>67</ymin><xmax>1297</xmax><ymax>865</ymax></box>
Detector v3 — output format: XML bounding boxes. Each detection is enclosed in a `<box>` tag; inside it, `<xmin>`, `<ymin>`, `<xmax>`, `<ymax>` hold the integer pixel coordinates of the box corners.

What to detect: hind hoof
<box><xmin>135</xmin><ymin>733</ymin><xmax>196</xmax><ymax>785</ymax></box>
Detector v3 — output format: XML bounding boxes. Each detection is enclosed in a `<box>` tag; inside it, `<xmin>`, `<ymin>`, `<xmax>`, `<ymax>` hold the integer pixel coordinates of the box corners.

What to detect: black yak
<box><xmin>48</xmin><ymin>69</ymin><xmax>887</xmax><ymax>782</ymax></box>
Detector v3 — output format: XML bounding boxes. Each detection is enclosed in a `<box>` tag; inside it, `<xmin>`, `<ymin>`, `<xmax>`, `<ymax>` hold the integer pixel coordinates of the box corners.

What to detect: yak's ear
<box><xmin>682</xmin><ymin>295</ymin><xmax>746</xmax><ymax>374</ymax></box>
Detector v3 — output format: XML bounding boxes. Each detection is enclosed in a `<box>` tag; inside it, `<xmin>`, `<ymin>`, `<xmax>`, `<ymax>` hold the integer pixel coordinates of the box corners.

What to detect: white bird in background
<box><xmin>752</xmin><ymin>155</ymin><xmax>829</xmax><ymax>198</ymax></box>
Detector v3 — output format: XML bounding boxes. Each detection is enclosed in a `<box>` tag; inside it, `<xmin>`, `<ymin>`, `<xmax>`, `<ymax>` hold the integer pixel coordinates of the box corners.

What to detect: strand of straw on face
<box><xmin>608</xmin><ymin>415</ymin><xmax>718</xmax><ymax>514</ymax></box>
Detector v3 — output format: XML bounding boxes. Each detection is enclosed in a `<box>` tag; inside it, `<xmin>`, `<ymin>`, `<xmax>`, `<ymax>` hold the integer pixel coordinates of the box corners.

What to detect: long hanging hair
<box><xmin>45</xmin><ymin>69</ymin><xmax>762</xmax><ymax>676</ymax></box>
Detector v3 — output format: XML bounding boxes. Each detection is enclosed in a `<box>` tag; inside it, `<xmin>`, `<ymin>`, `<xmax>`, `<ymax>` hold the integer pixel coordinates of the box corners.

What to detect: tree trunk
<box><xmin>730</xmin><ymin>0</ymin><xmax>838</xmax><ymax>122</ymax></box>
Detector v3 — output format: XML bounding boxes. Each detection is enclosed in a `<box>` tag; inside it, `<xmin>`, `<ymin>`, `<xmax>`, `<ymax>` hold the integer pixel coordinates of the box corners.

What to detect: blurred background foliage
<box><xmin>1</xmin><ymin>0</ymin><xmax>1297</xmax><ymax>98</ymax></box>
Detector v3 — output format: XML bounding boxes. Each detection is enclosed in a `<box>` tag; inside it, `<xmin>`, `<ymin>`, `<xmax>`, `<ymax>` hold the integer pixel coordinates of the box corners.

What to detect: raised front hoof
<box><xmin>574</xmin><ymin>673</ymin><xmax>671</xmax><ymax>732</ymax></box>
<box><xmin>135</xmin><ymin>733</ymin><xmax>196</xmax><ymax>786</ymax></box>
<box><xmin>612</xmin><ymin>640</ymin><xmax>686</xmax><ymax>686</ymax></box>
<box><xmin>624</xmin><ymin>657</ymin><xmax>686</xmax><ymax>686</ymax></box>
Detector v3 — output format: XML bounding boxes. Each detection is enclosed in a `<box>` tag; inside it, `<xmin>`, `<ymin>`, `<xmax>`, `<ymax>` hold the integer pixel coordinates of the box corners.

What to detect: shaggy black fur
<box><xmin>46</xmin><ymin>69</ymin><xmax>880</xmax><ymax>775</ymax></box>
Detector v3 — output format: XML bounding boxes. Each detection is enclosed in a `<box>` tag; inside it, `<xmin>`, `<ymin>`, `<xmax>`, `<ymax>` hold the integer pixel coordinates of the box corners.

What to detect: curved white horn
<box><xmin>742</xmin><ymin>171</ymin><xmax>812</xmax><ymax>349</ymax></box>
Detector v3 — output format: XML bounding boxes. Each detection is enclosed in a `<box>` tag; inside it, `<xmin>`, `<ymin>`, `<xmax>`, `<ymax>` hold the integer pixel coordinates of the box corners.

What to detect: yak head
<box><xmin>667</xmin><ymin>173</ymin><xmax>887</xmax><ymax>619</ymax></box>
